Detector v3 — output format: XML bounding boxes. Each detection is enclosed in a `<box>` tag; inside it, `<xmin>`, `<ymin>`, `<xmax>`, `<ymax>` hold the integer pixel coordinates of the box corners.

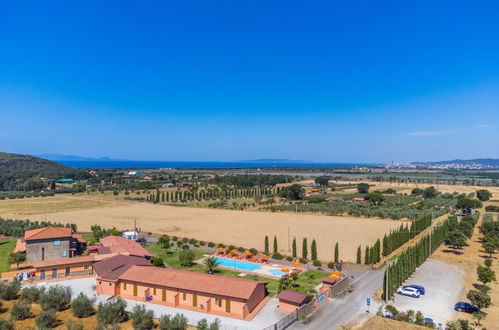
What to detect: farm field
<box><xmin>0</xmin><ymin>195</ymin><xmax>403</xmax><ymax>262</ymax></box>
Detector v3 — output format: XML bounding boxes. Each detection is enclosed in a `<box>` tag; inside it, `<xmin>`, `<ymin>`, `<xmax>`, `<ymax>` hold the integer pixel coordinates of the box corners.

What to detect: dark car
<box><xmin>405</xmin><ymin>285</ymin><xmax>425</xmax><ymax>295</ymax></box>
<box><xmin>454</xmin><ymin>302</ymin><xmax>479</xmax><ymax>313</ymax></box>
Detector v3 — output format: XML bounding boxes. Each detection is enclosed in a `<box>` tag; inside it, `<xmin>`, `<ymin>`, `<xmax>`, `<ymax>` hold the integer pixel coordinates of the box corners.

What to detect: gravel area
<box><xmin>389</xmin><ymin>258</ymin><xmax>464</xmax><ymax>327</ymax></box>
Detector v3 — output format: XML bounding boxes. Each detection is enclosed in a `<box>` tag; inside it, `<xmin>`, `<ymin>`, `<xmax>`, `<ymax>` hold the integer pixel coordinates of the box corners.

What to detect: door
<box><xmin>162</xmin><ymin>289</ymin><xmax>167</xmax><ymax>302</ymax></box>
<box><xmin>52</xmin><ymin>268</ymin><xmax>57</xmax><ymax>278</ymax></box>
<box><xmin>225</xmin><ymin>299</ymin><xmax>231</xmax><ymax>313</ymax></box>
<box><xmin>133</xmin><ymin>284</ymin><xmax>138</xmax><ymax>297</ymax></box>
<box><xmin>41</xmin><ymin>247</ymin><xmax>45</xmax><ymax>261</ymax></box>
<box><xmin>40</xmin><ymin>270</ymin><xmax>45</xmax><ymax>280</ymax></box>
<box><xmin>193</xmin><ymin>294</ymin><xmax>197</xmax><ymax>307</ymax></box>
<box><xmin>65</xmin><ymin>267</ymin><xmax>70</xmax><ymax>276</ymax></box>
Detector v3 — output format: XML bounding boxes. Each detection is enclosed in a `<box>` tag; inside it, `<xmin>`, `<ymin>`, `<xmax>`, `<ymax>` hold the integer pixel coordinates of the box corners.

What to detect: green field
<box><xmin>0</xmin><ymin>240</ymin><xmax>16</xmax><ymax>274</ymax></box>
<box><xmin>147</xmin><ymin>243</ymin><xmax>328</xmax><ymax>295</ymax></box>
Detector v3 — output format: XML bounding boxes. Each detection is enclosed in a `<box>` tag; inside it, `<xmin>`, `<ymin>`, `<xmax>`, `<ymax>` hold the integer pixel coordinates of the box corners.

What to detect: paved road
<box><xmin>290</xmin><ymin>267</ymin><xmax>385</xmax><ymax>330</ymax></box>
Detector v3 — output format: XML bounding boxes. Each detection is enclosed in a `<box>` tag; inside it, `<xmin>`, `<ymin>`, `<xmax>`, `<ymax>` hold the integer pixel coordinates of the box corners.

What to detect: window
<box><xmin>63</xmin><ymin>250</ymin><xmax>67</xmax><ymax>257</ymax></box>
<box><xmin>162</xmin><ymin>289</ymin><xmax>166</xmax><ymax>302</ymax></box>
<box><xmin>182</xmin><ymin>292</ymin><xmax>186</xmax><ymax>300</ymax></box>
<box><xmin>225</xmin><ymin>299</ymin><xmax>231</xmax><ymax>313</ymax></box>
<box><xmin>153</xmin><ymin>288</ymin><xmax>157</xmax><ymax>295</ymax></box>
<box><xmin>65</xmin><ymin>267</ymin><xmax>70</xmax><ymax>276</ymax></box>
<box><xmin>193</xmin><ymin>294</ymin><xmax>197</xmax><ymax>307</ymax></box>
<box><xmin>54</xmin><ymin>240</ymin><xmax>61</xmax><ymax>246</ymax></box>
<box><xmin>124</xmin><ymin>283</ymin><xmax>127</xmax><ymax>290</ymax></box>
<box><xmin>133</xmin><ymin>284</ymin><xmax>138</xmax><ymax>296</ymax></box>
<box><xmin>84</xmin><ymin>264</ymin><xmax>88</xmax><ymax>270</ymax></box>
<box><xmin>216</xmin><ymin>298</ymin><xmax>221</xmax><ymax>307</ymax></box>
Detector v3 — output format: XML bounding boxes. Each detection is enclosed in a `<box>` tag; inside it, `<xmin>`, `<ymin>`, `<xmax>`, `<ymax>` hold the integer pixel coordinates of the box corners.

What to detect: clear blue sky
<box><xmin>1</xmin><ymin>1</ymin><xmax>498</xmax><ymax>163</ymax></box>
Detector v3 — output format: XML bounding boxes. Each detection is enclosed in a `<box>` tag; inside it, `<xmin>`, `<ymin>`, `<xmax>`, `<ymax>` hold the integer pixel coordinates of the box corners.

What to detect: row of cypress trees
<box><xmin>355</xmin><ymin>239</ymin><xmax>381</xmax><ymax>265</ymax></box>
<box><xmin>147</xmin><ymin>187</ymin><xmax>279</xmax><ymax>203</ymax></box>
<box><xmin>265</xmin><ymin>236</ymin><xmax>340</xmax><ymax>262</ymax></box>
<box><xmin>383</xmin><ymin>217</ymin><xmax>451</xmax><ymax>300</ymax></box>
<box><xmin>381</xmin><ymin>215</ymin><xmax>432</xmax><ymax>257</ymax></box>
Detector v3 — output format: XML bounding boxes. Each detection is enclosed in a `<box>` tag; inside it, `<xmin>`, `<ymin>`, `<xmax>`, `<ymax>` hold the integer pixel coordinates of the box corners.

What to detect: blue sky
<box><xmin>1</xmin><ymin>1</ymin><xmax>498</xmax><ymax>163</ymax></box>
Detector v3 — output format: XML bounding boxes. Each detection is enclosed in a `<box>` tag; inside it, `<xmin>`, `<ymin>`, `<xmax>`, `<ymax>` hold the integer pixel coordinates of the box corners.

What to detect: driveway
<box><xmin>24</xmin><ymin>277</ymin><xmax>286</xmax><ymax>330</ymax></box>
<box><xmin>389</xmin><ymin>258</ymin><xmax>464</xmax><ymax>326</ymax></box>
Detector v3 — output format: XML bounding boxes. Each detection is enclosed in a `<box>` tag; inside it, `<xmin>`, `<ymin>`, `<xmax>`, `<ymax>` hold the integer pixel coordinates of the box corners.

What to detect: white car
<box><xmin>396</xmin><ymin>286</ymin><xmax>420</xmax><ymax>298</ymax></box>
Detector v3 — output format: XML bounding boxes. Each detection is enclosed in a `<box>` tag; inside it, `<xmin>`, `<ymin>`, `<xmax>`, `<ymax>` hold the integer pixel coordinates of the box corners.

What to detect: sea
<box><xmin>58</xmin><ymin>160</ymin><xmax>375</xmax><ymax>169</ymax></box>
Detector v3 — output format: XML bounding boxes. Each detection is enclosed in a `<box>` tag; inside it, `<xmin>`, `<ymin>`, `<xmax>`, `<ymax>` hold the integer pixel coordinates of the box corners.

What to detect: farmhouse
<box><xmin>99</xmin><ymin>235</ymin><xmax>153</xmax><ymax>259</ymax></box>
<box><xmin>95</xmin><ymin>263</ymin><xmax>267</xmax><ymax>320</ymax></box>
<box><xmin>14</xmin><ymin>227</ymin><xmax>86</xmax><ymax>263</ymax></box>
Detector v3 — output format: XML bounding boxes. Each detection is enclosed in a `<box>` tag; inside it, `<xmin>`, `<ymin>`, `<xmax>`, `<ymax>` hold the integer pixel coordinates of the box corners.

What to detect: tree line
<box><xmin>0</xmin><ymin>218</ymin><xmax>76</xmax><ymax>238</ymax></box>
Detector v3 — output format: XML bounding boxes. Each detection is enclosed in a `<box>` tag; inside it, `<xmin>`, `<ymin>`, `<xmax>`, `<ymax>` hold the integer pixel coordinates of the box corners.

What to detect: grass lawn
<box><xmin>0</xmin><ymin>240</ymin><xmax>16</xmax><ymax>274</ymax></box>
<box><xmin>147</xmin><ymin>243</ymin><xmax>327</xmax><ymax>296</ymax></box>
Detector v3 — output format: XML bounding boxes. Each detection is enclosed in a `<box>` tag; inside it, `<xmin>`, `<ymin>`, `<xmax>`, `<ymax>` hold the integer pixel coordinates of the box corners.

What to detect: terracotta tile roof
<box><xmin>277</xmin><ymin>290</ymin><xmax>309</xmax><ymax>305</ymax></box>
<box><xmin>32</xmin><ymin>255</ymin><xmax>95</xmax><ymax>268</ymax></box>
<box><xmin>94</xmin><ymin>254</ymin><xmax>151</xmax><ymax>281</ymax></box>
<box><xmin>72</xmin><ymin>234</ymin><xmax>86</xmax><ymax>243</ymax></box>
<box><xmin>119</xmin><ymin>266</ymin><xmax>265</xmax><ymax>300</ymax></box>
<box><xmin>13</xmin><ymin>239</ymin><xmax>26</xmax><ymax>253</ymax></box>
<box><xmin>88</xmin><ymin>244</ymin><xmax>103</xmax><ymax>251</ymax></box>
<box><xmin>24</xmin><ymin>227</ymin><xmax>72</xmax><ymax>241</ymax></box>
<box><xmin>321</xmin><ymin>277</ymin><xmax>339</xmax><ymax>285</ymax></box>
<box><xmin>99</xmin><ymin>236</ymin><xmax>153</xmax><ymax>258</ymax></box>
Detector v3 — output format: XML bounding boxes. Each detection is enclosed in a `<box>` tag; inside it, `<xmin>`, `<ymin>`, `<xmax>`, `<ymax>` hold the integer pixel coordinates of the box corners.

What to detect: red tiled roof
<box><xmin>99</xmin><ymin>236</ymin><xmax>153</xmax><ymax>258</ymax></box>
<box><xmin>119</xmin><ymin>266</ymin><xmax>265</xmax><ymax>300</ymax></box>
<box><xmin>72</xmin><ymin>234</ymin><xmax>86</xmax><ymax>243</ymax></box>
<box><xmin>32</xmin><ymin>255</ymin><xmax>94</xmax><ymax>268</ymax></box>
<box><xmin>321</xmin><ymin>277</ymin><xmax>339</xmax><ymax>285</ymax></box>
<box><xmin>278</xmin><ymin>290</ymin><xmax>309</xmax><ymax>305</ymax></box>
<box><xmin>88</xmin><ymin>244</ymin><xmax>103</xmax><ymax>251</ymax></box>
<box><xmin>24</xmin><ymin>227</ymin><xmax>72</xmax><ymax>241</ymax></box>
<box><xmin>94</xmin><ymin>254</ymin><xmax>151</xmax><ymax>281</ymax></box>
<box><xmin>13</xmin><ymin>239</ymin><xmax>26</xmax><ymax>253</ymax></box>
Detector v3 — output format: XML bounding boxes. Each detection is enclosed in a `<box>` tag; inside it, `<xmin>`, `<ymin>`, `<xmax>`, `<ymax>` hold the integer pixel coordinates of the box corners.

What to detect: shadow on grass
<box><xmin>441</xmin><ymin>249</ymin><xmax>464</xmax><ymax>255</ymax></box>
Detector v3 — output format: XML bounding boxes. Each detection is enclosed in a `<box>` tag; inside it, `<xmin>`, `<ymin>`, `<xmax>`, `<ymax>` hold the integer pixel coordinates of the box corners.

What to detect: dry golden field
<box><xmin>0</xmin><ymin>195</ymin><xmax>402</xmax><ymax>262</ymax></box>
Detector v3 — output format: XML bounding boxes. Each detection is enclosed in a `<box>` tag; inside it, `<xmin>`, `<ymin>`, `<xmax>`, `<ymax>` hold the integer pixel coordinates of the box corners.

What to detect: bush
<box><xmin>0</xmin><ymin>280</ymin><xmax>21</xmax><ymax>300</ymax></box>
<box><xmin>299</xmin><ymin>257</ymin><xmax>308</xmax><ymax>264</ymax></box>
<box><xmin>0</xmin><ymin>319</ymin><xmax>14</xmax><ymax>330</ymax></box>
<box><xmin>36</xmin><ymin>309</ymin><xmax>58</xmax><ymax>329</ymax></box>
<box><xmin>152</xmin><ymin>257</ymin><xmax>165</xmax><ymax>267</ymax></box>
<box><xmin>313</xmin><ymin>260</ymin><xmax>322</xmax><ymax>267</ymax></box>
<box><xmin>208</xmin><ymin>242</ymin><xmax>215</xmax><ymax>248</ymax></box>
<box><xmin>272</xmin><ymin>252</ymin><xmax>283</xmax><ymax>260</ymax></box>
<box><xmin>21</xmin><ymin>286</ymin><xmax>45</xmax><ymax>303</ymax></box>
<box><xmin>249</xmin><ymin>248</ymin><xmax>258</xmax><ymax>255</ymax></box>
<box><xmin>286</xmin><ymin>256</ymin><xmax>293</xmax><ymax>261</ymax></box>
<box><xmin>199</xmin><ymin>241</ymin><xmax>206</xmax><ymax>246</ymax></box>
<box><xmin>11</xmin><ymin>300</ymin><xmax>31</xmax><ymax>320</ymax></box>
<box><xmin>197</xmin><ymin>318</ymin><xmax>220</xmax><ymax>330</ymax></box>
<box><xmin>66</xmin><ymin>319</ymin><xmax>84</xmax><ymax>330</ymax></box>
<box><xmin>217</xmin><ymin>243</ymin><xmax>225</xmax><ymax>248</ymax></box>
<box><xmin>131</xmin><ymin>304</ymin><xmax>154</xmax><ymax>330</ymax></box>
<box><xmin>39</xmin><ymin>285</ymin><xmax>72</xmax><ymax>311</ymax></box>
<box><xmin>159</xmin><ymin>313</ymin><xmax>188</xmax><ymax>330</ymax></box>
<box><xmin>178</xmin><ymin>249</ymin><xmax>195</xmax><ymax>266</ymax></box>
<box><xmin>97</xmin><ymin>297</ymin><xmax>128</xmax><ymax>325</ymax></box>
<box><xmin>327</xmin><ymin>262</ymin><xmax>335</xmax><ymax>269</ymax></box>
<box><xmin>485</xmin><ymin>258</ymin><xmax>492</xmax><ymax>268</ymax></box>
<box><xmin>72</xmin><ymin>293</ymin><xmax>95</xmax><ymax>318</ymax></box>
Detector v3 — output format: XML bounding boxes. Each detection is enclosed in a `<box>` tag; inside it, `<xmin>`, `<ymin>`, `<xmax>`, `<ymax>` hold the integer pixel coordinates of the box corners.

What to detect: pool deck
<box><xmin>196</xmin><ymin>254</ymin><xmax>303</xmax><ymax>279</ymax></box>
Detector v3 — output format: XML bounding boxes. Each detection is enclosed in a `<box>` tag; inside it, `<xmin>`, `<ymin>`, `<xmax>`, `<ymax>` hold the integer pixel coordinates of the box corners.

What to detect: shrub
<box><xmin>272</xmin><ymin>252</ymin><xmax>283</xmax><ymax>260</ymax></box>
<box><xmin>20</xmin><ymin>286</ymin><xmax>45</xmax><ymax>303</ymax></box>
<box><xmin>36</xmin><ymin>309</ymin><xmax>58</xmax><ymax>329</ymax></box>
<box><xmin>181</xmin><ymin>237</ymin><xmax>189</xmax><ymax>243</ymax></box>
<box><xmin>217</xmin><ymin>243</ymin><xmax>225</xmax><ymax>248</ymax></box>
<box><xmin>286</xmin><ymin>256</ymin><xmax>293</xmax><ymax>261</ymax></box>
<box><xmin>11</xmin><ymin>300</ymin><xmax>31</xmax><ymax>320</ymax></box>
<box><xmin>197</xmin><ymin>318</ymin><xmax>221</xmax><ymax>330</ymax></box>
<box><xmin>131</xmin><ymin>304</ymin><xmax>154</xmax><ymax>330</ymax></box>
<box><xmin>66</xmin><ymin>319</ymin><xmax>84</xmax><ymax>330</ymax></box>
<box><xmin>159</xmin><ymin>313</ymin><xmax>188</xmax><ymax>330</ymax></box>
<box><xmin>172</xmin><ymin>236</ymin><xmax>178</xmax><ymax>241</ymax></box>
<box><xmin>72</xmin><ymin>293</ymin><xmax>95</xmax><ymax>318</ymax></box>
<box><xmin>39</xmin><ymin>285</ymin><xmax>72</xmax><ymax>311</ymax></box>
<box><xmin>152</xmin><ymin>257</ymin><xmax>165</xmax><ymax>267</ymax></box>
<box><xmin>299</xmin><ymin>257</ymin><xmax>308</xmax><ymax>264</ymax></box>
<box><xmin>327</xmin><ymin>262</ymin><xmax>335</xmax><ymax>269</ymax></box>
<box><xmin>199</xmin><ymin>241</ymin><xmax>206</xmax><ymax>246</ymax></box>
<box><xmin>188</xmin><ymin>238</ymin><xmax>198</xmax><ymax>244</ymax></box>
<box><xmin>0</xmin><ymin>319</ymin><xmax>14</xmax><ymax>330</ymax></box>
<box><xmin>485</xmin><ymin>258</ymin><xmax>492</xmax><ymax>268</ymax></box>
<box><xmin>249</xmin><ymin>248</ymin><xmax>258</xmax><ymax>255</ymax></box>
<box><xmin>0</xmin><ymin>280</ymin><xmax>21</xmax><ymax>300</ymax></box>
<box><xmin>313</xmin><ymin>260</ymin><xmax>322</xmax><ymax>267</ymax></box>
<box><xmin>178</xmin><ymin>249</ymin><xmax>195</xmax><ymax>266</ymax></box>
<box><xmin>208</xmin><ymin>242</ymin><xmax>215</xmax><ymax>248</ymax></box>
<box><xmin>97</xmin><ymin>297</ymin><xmax>128</xmax><ymax>325</ymax></box>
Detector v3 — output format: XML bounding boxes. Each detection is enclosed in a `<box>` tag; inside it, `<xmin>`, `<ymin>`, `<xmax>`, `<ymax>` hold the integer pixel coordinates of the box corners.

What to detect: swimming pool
<box><xmin>269</xmin><ymin>269</ymin><xmax>288</xmax><ymax>276</ymax></box>
<box><xmin>214</xmin><ymin>257</ymin><xmax>262</xmax><ymax>271</ymax></box>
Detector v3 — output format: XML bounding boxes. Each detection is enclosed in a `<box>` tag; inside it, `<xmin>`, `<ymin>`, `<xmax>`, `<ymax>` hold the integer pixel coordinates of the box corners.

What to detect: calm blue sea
<box><xmin>58</xmin><ymin>160</ymin><xmax>374</xmax><ymax>169</ymax></box>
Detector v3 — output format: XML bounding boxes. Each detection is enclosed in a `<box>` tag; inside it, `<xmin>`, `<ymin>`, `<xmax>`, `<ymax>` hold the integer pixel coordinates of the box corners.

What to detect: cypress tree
<box><xmin>334</xmin><ymin>242</ymin><xmax>339</xmax><ymax>263</ymax></box>
<box><xmin>264</xmin><ymin>236</ymin><xmax>269</xmax><ymax>253</ymax></box>
<box><xmin>356</xmin><ymin>246</ymin><xmax>361</xmax><ymax>264</ymax></box>
<box><xmin>364</xmin><ymin>246</ymin><xmax>370</xmax><ymax>264</ymax></box>
<box><xmin>311</xmin><ymin>239</ymin><xmax>317</xmax><ymax>261</ymax></box>
<box><xmin>382</xmin><ymin>234</ymin><xmax>388</xmax><ymax>256</ymax></box>
<box><xmin>302</xmin><ymin>238</ymin><xmax>308</xmax><ymax>259</ymax></box>
<box><xmin>161</xmin><ymin>191</ymin><xmax>165</xmax><ymax>202</ymax></box>
<box><xmin>273</xmin><ymin>236</ymin><xmax>278</xmax><ymax>253</ymax></box>
<box><xmin>292</xmin><ymin>237</ymin><xmax>297</xmax><ymax>258</ymax></box>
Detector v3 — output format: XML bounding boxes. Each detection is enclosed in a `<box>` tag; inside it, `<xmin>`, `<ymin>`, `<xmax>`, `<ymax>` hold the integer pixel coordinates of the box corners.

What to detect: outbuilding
<box><xmin>277</xmin><ymin>290</ymin><xmax>309</xmax><ymax>313</ymax></box>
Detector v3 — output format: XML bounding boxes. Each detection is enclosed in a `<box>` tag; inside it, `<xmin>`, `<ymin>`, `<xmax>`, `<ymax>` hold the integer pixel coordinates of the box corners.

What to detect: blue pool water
<box><xmin>269</xmin><ymin>269</ymin><xmax>288</xmax><ymax>276</ymax></box>
<box><xmin>214</xmin><ymin>257</ymin><xmax>262</xmax><ymax>271</ymax></box>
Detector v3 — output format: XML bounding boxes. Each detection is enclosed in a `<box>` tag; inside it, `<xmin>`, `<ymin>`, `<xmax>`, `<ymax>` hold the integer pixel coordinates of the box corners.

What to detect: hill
<box><xmin>0</xmin><ymin>152</ymin><xmax>88</xmax><ymax>191</ymax></box>
<box><xmin>412</xmin><ymin>158</ymin><xmax>499</xmax><ymax>167</ymax></box>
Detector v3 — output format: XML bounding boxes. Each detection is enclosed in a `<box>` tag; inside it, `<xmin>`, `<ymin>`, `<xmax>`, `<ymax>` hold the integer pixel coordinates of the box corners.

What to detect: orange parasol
<box><xmin>292</xmin><ymin>262</ymin><xmax>301</xmax><ymax>267</ymax></box>
<box><xmin>217</xmin><ymin>247</ymin><xmax>224</xmax><ymax>251</ymax></box>
<box><xmin>332</xmin><ymin>271</ymin><xmax>343</xmax><ymax>276</ymax></box>
<box><xmin>261</xmin><ymin>254</ymin><xmax>268</xmax><ymax>258</ymax></box>
<box><xmin>281</xmin><ymin>268</ymin><xmax>289</xmax><ymax>273</ymax></box>
<box><xmin>245</xmin><ymin>251</ymin><xmax>252</xmax><ymax>256</ymax></box>
<box><xmin>231</xmin><ymin>249</ymin><xmax>238</xmax><ymax>253</ymax></box>
<box><xmin>328</xmin><ymin>274</ymin><xmax>339</xmax><ymax>278</ymax></box>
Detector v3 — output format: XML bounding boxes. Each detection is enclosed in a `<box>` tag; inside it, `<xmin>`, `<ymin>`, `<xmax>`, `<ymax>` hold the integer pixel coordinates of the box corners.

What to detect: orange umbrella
<box><xmin>281</xmin><ymin>268</ymin><xmax>289</xmax><ymax>273</ymax></box>
<box><xmin>245</xmin><ymin>251</ymin><xmax>252</xmax><ymax>256</ymax></box>
<box><xmin>261</xmin><ymin>254</ymin><xmax>268</xmax><ymax>258</ymax></box>
<box><xmin>332</xmin><ymin>271</ymin><xmax>343</xmax><ymax>276</ymax></box>
<box><xmin>328</xmin><ymin>274</ymin><xmax>339</xmax><ymax>278</ymax></box>
<box><xmin>231</xmin><ymin>249</ymin><xmax>238</xmax><ymax>253</ymax></box>
<box><xmin>292</xmin><ymin>262</ymin><xmax>300</xmax><ymax>267</ymax></box>
<box><xmin>217</xmin><ymin>247</ymin><xmax>224</xmax><ymax>251</ymax></box>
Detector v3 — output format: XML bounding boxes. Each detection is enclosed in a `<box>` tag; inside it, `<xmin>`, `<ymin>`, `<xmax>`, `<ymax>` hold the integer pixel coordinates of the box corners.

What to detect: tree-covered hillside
<box><xmin>0</xmin><ymin>152</ymin><xmax>89</xmax><ymax>191</ymax></box>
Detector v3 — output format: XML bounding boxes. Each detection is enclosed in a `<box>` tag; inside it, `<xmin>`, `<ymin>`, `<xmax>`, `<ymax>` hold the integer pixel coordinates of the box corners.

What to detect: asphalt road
<box><xmin>290</xmin><ymin>267</ymin><xmax>385</xmax><ymax>330</ymax></box>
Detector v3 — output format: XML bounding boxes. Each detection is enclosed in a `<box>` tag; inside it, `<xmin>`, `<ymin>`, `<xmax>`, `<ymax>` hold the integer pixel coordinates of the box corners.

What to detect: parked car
<box><xmin>396</xmin><ymin>287</ymin><xmax>420</xmax><ymax>298</ymax></box>
<box><xmin>405</xmin><ymin>285</ymin><xmax>425</xmax><ymax>295</ymax></box>
<box><xmin>454</xmin><ymin>302</ymin><xmax>480</xmax><ymax>313</ymax></box>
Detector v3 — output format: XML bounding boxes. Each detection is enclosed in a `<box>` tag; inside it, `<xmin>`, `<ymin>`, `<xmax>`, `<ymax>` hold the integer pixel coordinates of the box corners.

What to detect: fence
<box><xmin>329</xmin><ymin>276</ymin><xmax>351</xmax><ymax>298</ymax></box>
<box><xmin>261</xmin><ymin>300</ymin><xmax>315</xmax><ymax>330</ymax></box>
